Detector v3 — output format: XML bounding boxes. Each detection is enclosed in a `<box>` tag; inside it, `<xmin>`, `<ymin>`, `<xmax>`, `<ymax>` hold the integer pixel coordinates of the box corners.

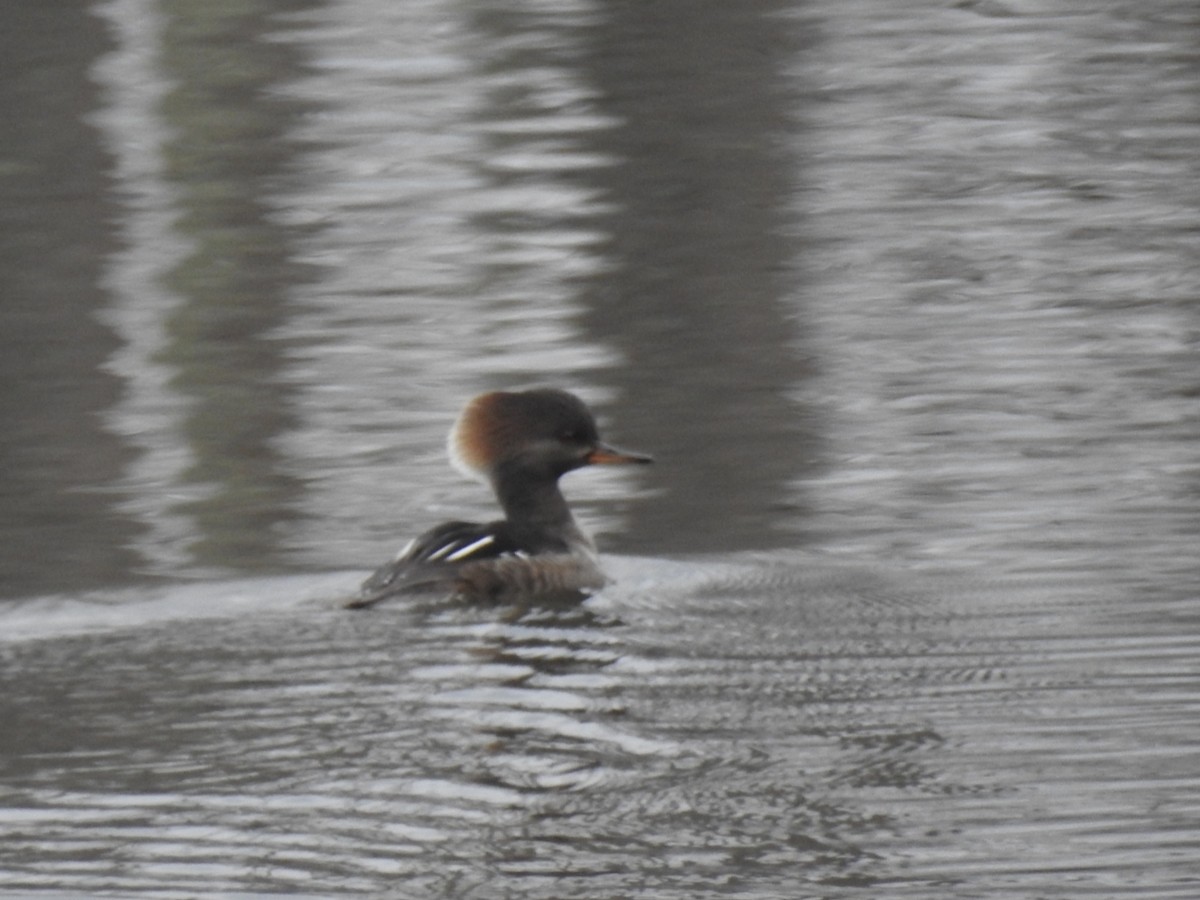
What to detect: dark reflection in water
<box><xmin>578</xmin><ymin>0</ymin><xmax>819</xmax><ymax>554</ymax></box>
<box><xmin>0</xmin><ymin>1</ymin><xmax>142</xmax><ymax>598</ymax></box>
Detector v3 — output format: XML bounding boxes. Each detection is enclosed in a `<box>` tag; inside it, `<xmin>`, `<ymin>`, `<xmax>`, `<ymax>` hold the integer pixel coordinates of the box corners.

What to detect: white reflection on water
<box><xmin>90</xmin><ymin>0</ymin><xmax>203</xmax><ymax>573</ymax></box>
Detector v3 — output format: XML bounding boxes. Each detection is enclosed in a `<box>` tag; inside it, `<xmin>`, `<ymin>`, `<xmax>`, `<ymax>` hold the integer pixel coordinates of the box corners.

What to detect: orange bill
<box><xmin>585</xmin><ymin>443</ymin><xmax>653</xmax><ymax>465</ymax></box>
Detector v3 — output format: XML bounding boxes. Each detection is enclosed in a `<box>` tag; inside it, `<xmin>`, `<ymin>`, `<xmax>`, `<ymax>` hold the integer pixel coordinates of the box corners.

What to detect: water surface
<box><xmin>0</xmin><ymin>0</ymin><xmax>1197</xmax><ymax>896</ymax></box>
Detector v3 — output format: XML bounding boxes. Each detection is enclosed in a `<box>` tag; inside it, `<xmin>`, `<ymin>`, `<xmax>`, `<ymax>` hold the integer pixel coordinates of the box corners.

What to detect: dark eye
<box><xmin>560</xmin><ymin>429</ymin><xmax>584</xmax><ymax>442</ymax></box>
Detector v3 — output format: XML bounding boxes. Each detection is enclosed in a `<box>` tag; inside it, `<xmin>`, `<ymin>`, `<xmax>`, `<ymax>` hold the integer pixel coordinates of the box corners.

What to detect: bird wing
<box><xmin>346</xmin><ymin>520</ymin><xmax>523</xmax><ymax>609</ymax></box>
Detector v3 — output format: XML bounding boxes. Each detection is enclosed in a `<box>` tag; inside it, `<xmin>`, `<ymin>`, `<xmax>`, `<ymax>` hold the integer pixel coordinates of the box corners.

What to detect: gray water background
<box><xmin>0</xmin><ymin>0</ymin><xmax>1197</xmax><ymax>896</ymax></box>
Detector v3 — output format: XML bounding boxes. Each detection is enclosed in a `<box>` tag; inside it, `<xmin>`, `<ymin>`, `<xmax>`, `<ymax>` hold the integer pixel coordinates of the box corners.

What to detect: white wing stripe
<box><xmin>444</xmin><ymin>534</ymin><xmax>496</xmax><ymax>562</ymax></box>
<box><xmin>424</xmin><ymin>541</ymin><xmax>458</xmax><ymax>561</ymax></box>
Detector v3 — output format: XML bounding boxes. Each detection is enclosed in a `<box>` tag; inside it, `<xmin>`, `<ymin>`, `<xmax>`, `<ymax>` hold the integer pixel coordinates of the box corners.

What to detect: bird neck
<box><xmin>493</xmin><ymin>470</ymin><xmax>573</xmax><ymax>527</ymax></box>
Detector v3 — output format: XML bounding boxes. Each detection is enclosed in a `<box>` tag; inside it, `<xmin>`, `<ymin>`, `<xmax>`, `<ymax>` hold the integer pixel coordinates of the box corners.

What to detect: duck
<box><xmin>345</xmin><ymin>389</ymin><xmax>651</xmax><ymax>608</ymax></box>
